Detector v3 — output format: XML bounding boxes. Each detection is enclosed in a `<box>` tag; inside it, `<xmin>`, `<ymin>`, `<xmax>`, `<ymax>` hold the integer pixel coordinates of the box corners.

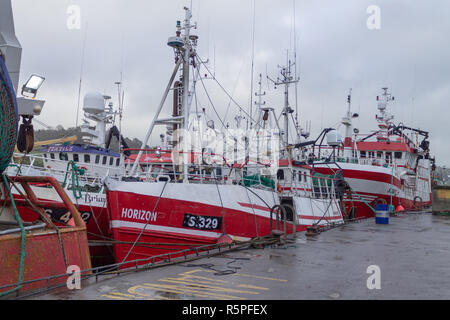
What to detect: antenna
<box><xmin>248</xmin><ymin>0</ymin><xmax>256</xmax><ymax>130</ymax></box>
<box><xmin>75</xmin><ymin>22</ymin><xmax>88</xmax><ymax>128</ymax></box>
<box><xmin>293</xmin><ymin>0</ymin><xmax>300</xmax><ymax>133</ymax></box>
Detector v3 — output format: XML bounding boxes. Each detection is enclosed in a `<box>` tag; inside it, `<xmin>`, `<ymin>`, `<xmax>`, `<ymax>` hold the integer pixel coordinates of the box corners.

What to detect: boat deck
<box><xmin>28</xmin><ymin>211</ymin><xmax>450</xmax><ymax>300</ymax></box>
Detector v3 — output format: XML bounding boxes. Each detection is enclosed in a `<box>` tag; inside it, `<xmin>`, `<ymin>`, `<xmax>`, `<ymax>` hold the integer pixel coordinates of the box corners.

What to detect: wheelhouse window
<box><xmin>377</xmin><ymin>151</ymin><xmax>383</xmax><ymax>158</ymax></box>
<box><xmin>116</xmin><ymin>158</ymin><xmax>120</xmax><ymax>167</ymax></box>
<box><xmin>109</xmin><ymin>157</ymin><xmax>114</xmax><ymax>166</ymax></box>
<box><xmin>50</xmin><ymin>153</ymin><xmax>55</xmax><ymax>159</ymax></box>
<box><xmin>95</xmin><ymin>155</ymin><xmax>100</xmax><ymax>164</ymax></box>
<box><xmin>395</xmin><ymin>152</ymin><xmax>403</xmax><ymax>159</ymax></box>
<box><xmin>84</xmin><ymin>154</ymin><xmax>91</xmax><ymax>163</ymax></box>
<box><xmin>102</xmin><ymin>156</ymin><xmax>107</xmax><ymax>165</ymax></box>
<box><xmin>386</xmin><ymin>152</ymin><xmax>392</xmax><ymax>161</ymax></box>
<box><xmin>360</xmin><ymin>151</ymin><xmax>367</xmax><ymax>158</ymax></box>
<box><xmin>277</xmin><ymin>169</ymin><xmax>285</xmax><ymax>180</ymax></box>
<box><xmin>73</xmin><ymin>154</ymin><xmax>79</xmax><ymax>162</ymax></box>
<box><xmin>59</xmin><ymin>153</ymin><xmax>69</xmax><ymax>161</ymax></box>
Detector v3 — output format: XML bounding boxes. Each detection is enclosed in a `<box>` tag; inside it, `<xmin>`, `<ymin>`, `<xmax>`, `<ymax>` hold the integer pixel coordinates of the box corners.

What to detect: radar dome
<box><xmin>326</xmin><ymin>130</ymin><xmax>343</xmax><ymax>147</ymax></box>
<box><xmin>83</xmin><ymin>92</ymin><xmax>105</xmax><ymax>114</ymax></box>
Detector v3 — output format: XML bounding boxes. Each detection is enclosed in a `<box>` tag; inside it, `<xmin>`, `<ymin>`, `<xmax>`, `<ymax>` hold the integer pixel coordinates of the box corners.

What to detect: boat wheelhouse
<box><xmin>40</xmin><ymin>144</ymin><xmax>122</xmax><ymax>178</ymax></box>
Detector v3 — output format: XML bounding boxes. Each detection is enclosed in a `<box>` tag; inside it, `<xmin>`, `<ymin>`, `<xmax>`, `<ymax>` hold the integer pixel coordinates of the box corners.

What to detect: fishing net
<box><xmin>0</xmin><ymin>57</ymin><xmax>19</xmax><ymax>174</ymax></box>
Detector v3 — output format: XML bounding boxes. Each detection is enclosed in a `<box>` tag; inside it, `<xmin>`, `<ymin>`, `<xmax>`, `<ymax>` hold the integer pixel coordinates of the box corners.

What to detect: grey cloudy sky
<box><xmin>11</xmin><ymin>0</ymin><xmax>450</xmax><ymax>166</ymax></box>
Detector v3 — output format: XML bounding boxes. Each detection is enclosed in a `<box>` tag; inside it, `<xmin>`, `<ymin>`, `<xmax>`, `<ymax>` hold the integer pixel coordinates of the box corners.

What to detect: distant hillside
<box><xmin>34</xmin><ymin>126</ymin><xmax>149</xmax><ymax>152</ymax></box>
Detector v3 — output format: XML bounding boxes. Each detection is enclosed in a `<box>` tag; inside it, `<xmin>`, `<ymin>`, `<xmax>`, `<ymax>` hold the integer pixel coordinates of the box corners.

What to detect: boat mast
<box><xmin>376</xmin><ymin>87</ymin><xmax>395</xmax><ymax>142</ymax></box>
<box><xmin>267</xmin><ymin>58</ymin><xmax>299</xmax><ymax>149</ymax></box>
<box><xmin>129</xmin><ymin>7</ymin><xmax>195</xmax><ymax>178</ymax></box>
<box><xmin>181</xmin><ymin>8</ymin><xmax>193</xmax><ymax>132</ymax></box>
<box><xmin>342</xmin><ymin>88</ymin><xmax>353</xmax><ymax>147</ymax></box>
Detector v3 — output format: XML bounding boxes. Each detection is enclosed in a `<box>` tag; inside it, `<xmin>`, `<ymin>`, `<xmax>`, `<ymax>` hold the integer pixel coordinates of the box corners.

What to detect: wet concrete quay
<box><xmin>31</xmin><ymin>211</ymin><xmax>450</xmax><ymax>300</ymax></box>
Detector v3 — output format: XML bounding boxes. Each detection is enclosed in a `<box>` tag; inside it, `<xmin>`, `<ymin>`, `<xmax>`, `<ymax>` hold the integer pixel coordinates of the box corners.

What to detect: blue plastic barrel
<box><xmin>375</xmin><ymin>204</ymin><xmax>389</xmax><ymax>224</ymax></box>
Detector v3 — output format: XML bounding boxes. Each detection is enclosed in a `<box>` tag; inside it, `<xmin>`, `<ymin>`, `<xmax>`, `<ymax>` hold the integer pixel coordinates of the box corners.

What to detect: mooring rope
<box><xmin>0</xmin><ymin>175</ymin><xmax>26</xmax><ymax>298</ymax></box>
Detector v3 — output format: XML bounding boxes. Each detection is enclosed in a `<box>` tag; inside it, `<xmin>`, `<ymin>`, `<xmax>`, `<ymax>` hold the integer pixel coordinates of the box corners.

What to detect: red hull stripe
<box><xmin>315</xmin><ymin>167</ymin><xmax>402</xmax><ymax>189</ymax></box>
<box><xmin>299</xmin><ymin>215</ymin><xmax>343</xmax><ymax>221</ymax></box>
<box><xmin>237</xmin><ymin>202</ymin><xmax>272</xmax><ymax>213</ymax></box>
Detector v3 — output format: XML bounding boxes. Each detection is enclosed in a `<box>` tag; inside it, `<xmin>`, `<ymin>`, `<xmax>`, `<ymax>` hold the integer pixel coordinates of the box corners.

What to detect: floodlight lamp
<box><xmin>22</xmin><ymin>74</ymin><xmax>45</xmax><ymax>98</ymax></box>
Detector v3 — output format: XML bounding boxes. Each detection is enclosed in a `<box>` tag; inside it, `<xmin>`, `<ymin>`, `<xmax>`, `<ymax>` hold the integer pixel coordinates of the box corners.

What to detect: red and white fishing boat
<box><xmin>308</xmin><ymin>89</ymin><xmax>434</xmax><ymax>218</ymax></box>
<box><xmin>104</xmin><ymin>8</ymin><xmax>345</xmax><ymax>267</ymax></box>
<box><xmin>6</xmin><ymin>91</ymin><xmax>131</xmax><ymax>266</ymax></box>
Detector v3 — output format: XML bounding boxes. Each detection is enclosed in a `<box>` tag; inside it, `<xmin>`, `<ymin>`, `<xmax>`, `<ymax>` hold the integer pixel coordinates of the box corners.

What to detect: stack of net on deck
<box><xmin>0</xmin><ymin>57</ymin><xmax>18</xmax><ymax>174</ymax></box>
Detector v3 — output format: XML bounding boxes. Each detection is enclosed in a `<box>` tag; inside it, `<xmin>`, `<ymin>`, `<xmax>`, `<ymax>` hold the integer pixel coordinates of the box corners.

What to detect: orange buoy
<box><xmin>217</xmin><ymin>234</ymin><xmax>233</xmax><ymax>245</ymax></box>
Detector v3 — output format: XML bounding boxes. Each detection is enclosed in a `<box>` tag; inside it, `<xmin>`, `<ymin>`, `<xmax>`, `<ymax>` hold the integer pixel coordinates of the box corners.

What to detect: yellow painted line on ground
<box><xmin>159</xmin><ymin>278</ymin><xmax>260</xmax><ymax>295</ymax></box>
<box><xmin>103</xmin><ymin>268</ymin><xmax>283</xmax><ymax>301</ymax></box>
<box><xmin>130</xmin><ymin>284</ymin><xmax>213</xmax><ymax>299</ymax></box>
<box><xmin>163</xmin><ymin>275</ymin><xmax>230</xmax><ymax>286</ymax></box>
<box><xmin>141</xmin><ymin>283</ymin><xmax>246</xmax><ymax>300</ymax></box>
<box><xmin>180</xmin><ymin>269</ymin><xmax>216</xmax><ymax>276</ymax></box>
<box><xmin>108</xmin><ymin>291</ymin><xmax>137</xmax><ymax>298</ymax></box>
<box><xmin>127</xmin><ymin>285</ymin><xmax>180</xmax><ymax>300</ymax></box>
<box><xmin>179</xmin><ymin>274</ymin><xmax>230</xmax><ymax>284</ymax></box>
<box><xmin>236</xmin><ymin>273</ymin><xmax>288</xmax><ymax>282</ymax></box>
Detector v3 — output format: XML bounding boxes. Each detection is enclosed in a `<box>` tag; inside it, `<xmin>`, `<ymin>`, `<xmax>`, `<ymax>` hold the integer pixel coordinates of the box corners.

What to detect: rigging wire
<box><xmin>222</xmin><ymin>57</ymin><xmax>247</xmax><ymax>129</ymax></box>
<box><xmin>293</xmin><ymin>0</ymin><xmax>300</xmax><ymax>134</ymax></box>
<box><xmin>248</xmin><ymin>0</ymin><xmax>256</xmax><ymax>130</ymax></box>
<box><xmin>196</xmin><ymin>54</ymin><xmax>260</xmax><ymax>127</ymax></box>
<box><xmin>75</xmin><ymin>22</ymin><xmax>88</xmax><ymax>129</ymax></box>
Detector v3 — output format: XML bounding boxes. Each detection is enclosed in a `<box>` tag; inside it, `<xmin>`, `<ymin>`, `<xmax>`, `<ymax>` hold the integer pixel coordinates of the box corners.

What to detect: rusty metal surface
<box><xmin>0</xmin><ymin>175</ymin><xmax>92</xmax><ymax>297</ymax></box>
<box><xmin>0</xmin><ymin>227</ymin><xmax>91</xmax><ymax>295</ymax></box>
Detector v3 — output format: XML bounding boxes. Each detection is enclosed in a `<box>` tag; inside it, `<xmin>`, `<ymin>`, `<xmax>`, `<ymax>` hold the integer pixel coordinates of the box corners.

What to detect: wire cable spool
<box><xmin>0</xmin><ymin>56</ymin><xmax>19</xmax><ymax>173</ymax></box>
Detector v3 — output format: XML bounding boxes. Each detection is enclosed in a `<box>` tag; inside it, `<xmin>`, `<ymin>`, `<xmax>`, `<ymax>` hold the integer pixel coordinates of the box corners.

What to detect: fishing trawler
<box><xmin>305</xmin><ymin>89</ymin><xmax>434</xmax><ymax>218</ymax></box>
<box><xmin>6</xmin><ymin>90</ymin><xmax>134</xmax><ymax>266</ymax></box>
<box><xmin>104</xmin><ymin>7</ymin><xmax>344</xmax><ymax>267</ymax></box>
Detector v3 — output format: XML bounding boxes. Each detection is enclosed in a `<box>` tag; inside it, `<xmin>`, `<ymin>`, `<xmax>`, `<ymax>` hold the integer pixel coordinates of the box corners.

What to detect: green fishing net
<box><xmin>0</xmin><ymin>58</ymin><xmax>19</xmax><ymax>174</ymax></box>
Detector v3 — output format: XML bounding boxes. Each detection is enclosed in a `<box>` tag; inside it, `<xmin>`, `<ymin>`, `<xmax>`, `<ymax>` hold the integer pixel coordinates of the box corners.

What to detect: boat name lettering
<box><xmin>47</xmin><ymin>146</ymin><xmax>74</xmax><ymax>152</ymax></box>
<box><xmin>84</xmin><ymin>193</ymin><xmax>106</xmax><ymax>204</ymax></box>
<box><xmin>121</xmin><ymin>208</ymin><xmax>158</xmax><ymax>222</ymax></box>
